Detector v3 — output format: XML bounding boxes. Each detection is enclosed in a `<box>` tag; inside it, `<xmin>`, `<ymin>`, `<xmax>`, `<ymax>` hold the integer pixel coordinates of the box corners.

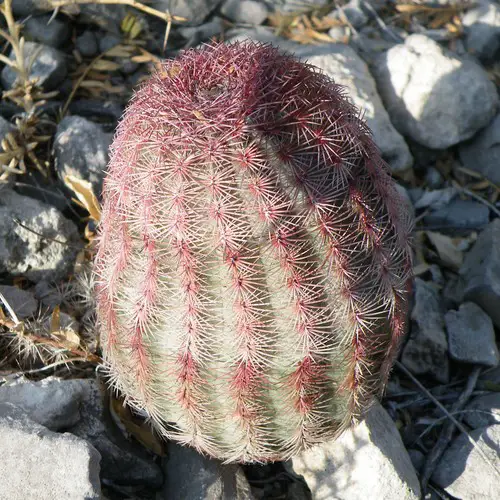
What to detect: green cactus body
<box><xmin>94</xmin><ymin>41</ymin><xmax>413</xmax><ymax>463</ymax></box>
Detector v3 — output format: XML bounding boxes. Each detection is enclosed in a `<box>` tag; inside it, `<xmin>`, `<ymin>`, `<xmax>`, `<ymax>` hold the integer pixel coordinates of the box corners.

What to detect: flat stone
<box><xmin>423</xmin><ymin>199</ymin><xmax>490</xmax><ymax>232</ymax></box>
<box><xmin>24</xmin><ymin>14</ymin><xmax>70</xmax><ymax>48</ymax></box>
<box><xmin>445</xmin><ymin>302</ymin><xmax>499</xmax><ymax>367</ymax></box>
<box><xmin>401</xmin><ymin>278</ymin><xmax>449</xmax><ymax>383</ymax></box>
<box><xmin>0</xmin><ymin>402</ymin><xmax>101</xmax><ymax>500</ymax></box>
<box><xmin>460</xmin><ymin>219</ymin><xmax>500</xmax><ymax>328</ymax></box>
<box><xmin>0</xmin><ymin>285</ymin><xmax>38</xmax><ymax>319</ymax></box>
<box><xmin>221</xmin><ymin>0</ymin><xmax>268</xmax><ymax>24</ymax></box>
<box><xmin>286</xmin><ymin>401</ymin><xmax>421</xmax><ymax>499</ymax></box>
<box><xmin>459</xmin><ymin>112</ymin><xmax>500</xmax><ymax>186</ymax></box>
<box><xmin>432</xmin><ymin>424</ymin><xmax>500</xmax><ymax>499</ymax></box>
<box><xmin>160</xmin><ymin>442</ymin><xmax>254</xmax><ymax>499</ymax></box>
<box><xmin>372</xmin><ymin>34</ymin><xmax>498</xmax><ymax>149</ymax></box>
<box><xmin>0</xmin><ymin>189</ymin><xmax>80</xmax><ymax>282</ymax></box>
<box><xmin>463</xmin><ymin>393</ymin><xmax>500</xmax><ymax>429</ymax></box>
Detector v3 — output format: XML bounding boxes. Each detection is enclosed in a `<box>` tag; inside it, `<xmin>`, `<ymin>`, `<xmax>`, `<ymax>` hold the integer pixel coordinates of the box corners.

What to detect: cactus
<box><xmin>94</xmin><ymin>41</ymin><xmax>413</xmax><ymax>463</ymax></box>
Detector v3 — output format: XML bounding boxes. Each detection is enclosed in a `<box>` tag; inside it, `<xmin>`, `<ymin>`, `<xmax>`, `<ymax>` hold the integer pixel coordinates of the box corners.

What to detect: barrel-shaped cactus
<box><xmin>94</xmin><ymin>41</ymin><xmax>413</xmax><ymax>463</ymax></box>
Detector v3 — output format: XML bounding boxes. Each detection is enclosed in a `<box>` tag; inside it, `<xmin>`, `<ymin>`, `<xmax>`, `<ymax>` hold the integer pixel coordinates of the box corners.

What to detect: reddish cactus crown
<box><xmin>94</xmin><ymin>41</ymin><xmax>413</xmax><ymax>463</ymax></box>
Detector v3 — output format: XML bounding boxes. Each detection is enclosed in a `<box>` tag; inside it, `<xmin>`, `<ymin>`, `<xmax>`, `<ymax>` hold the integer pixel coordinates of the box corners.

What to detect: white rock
<box><xmin>287</xmin><ymin>401</ymin><xmax>421</xmax><ymax>499</ymax></box>
<box><xmin>0</xmin><ymin>403</ymin><xmax>101</xmax><ymax>500</ymax></box>
<box><xmin>432</xmin><ymin>424</ymin><xmax>500</xmax><ymax>499</ymax></box>
<box><xmin>372</xmin><ymin>34</ymin><xmax>498</xmax><ymax>149</ymax></box>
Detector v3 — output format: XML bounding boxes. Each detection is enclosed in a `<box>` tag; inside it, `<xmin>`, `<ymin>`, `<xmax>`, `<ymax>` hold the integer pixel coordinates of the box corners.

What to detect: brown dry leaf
<box><xmin>429</xmin><ymin>11</ymin><xmax>455</xmax><ymax>29</ymax></box>
<box><xmin>109</xmin><ymin>393</ymin><xmax>166</xmax><ymax>456</ymax></box>
<box><xmin>50</xmin><ymin>306</ymin><xmax>81</xmax><ymax>349</ymax></box>
<box><xmin>426</xmin><ymin>231</ymin><xmax>463</xmax><ymax>269</ymax></box>
<box><xmin>92</xmin><ymin>59</ymin><xmax>121</xmax><ymax>72</ymax></box>
<box><xmin>64</xmin><ymin>175</ymin><xmax>101</xmax><ymax>222</ymax></box>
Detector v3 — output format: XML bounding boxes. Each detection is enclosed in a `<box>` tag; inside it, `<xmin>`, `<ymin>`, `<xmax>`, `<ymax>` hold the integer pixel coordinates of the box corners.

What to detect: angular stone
<box><xmin>0</xmin><ymin>403</ymin><xmax>101</xmax><ymax>500</ymax></box>
<box><xmin>460</xmin><ymin>219</ymin><xmax>500</xmax><ymax>328</ymax></box>
<box><xmin>287</xmin><ymin>401</ymin><xmax>421</xmax><ymax>499</ymax></box>
<box><xmin>372</xmin><ymin>34</ymin><xmax>498</xmax><ymax>149</ymax></box>
<box><xmin>445</xmin><ymin>302</ymin><xmax>499</xmax><ymax>367</ymax></box>
<box><xmin>432</xmin><ymin>424</ymin><xmax>500</xmax><ymax>499</ymax></box>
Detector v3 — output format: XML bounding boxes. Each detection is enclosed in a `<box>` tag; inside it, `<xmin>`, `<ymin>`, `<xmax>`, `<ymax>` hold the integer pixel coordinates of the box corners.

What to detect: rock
<box><xmin>432</xmin><ymin>424</ymin><xmax>500</xmax><ymax>499</ymax></box>
<box><xmin>479</xmin><ymin>366</ymin><xmax>500</xmax><ymax>390</ymax></box>
<box><xmin>12</xmin><ymin>0</ymin><xmax>52</xmax><ymax>16</ymax></box>
<box><xmin>278</xmin><ymin>0</ymin><xmax>329</xmax><ymax>13</ymax></box>
<box><xmin>424</xmin><ymin>167</ymin><xmax>443</xmax><ymax>189</ymax></box>
<box><xmin>68</xmin><ymin>379</ymin><xmax>163</xmax><ymax>489</ymax></box>
<box><xmin>372</xmin><ymin>34</ymin><xmax>498</xmax><ymax>149</ymax></box>
<box><xmin>24</xmin><ymin>14</ymin><xmax>70</xmax><ymax>48</ymax></box>
<box><xmin>460</xmin><ymin>219</ymin><xmax>500</xmax><ymax>328</ymax></box>
<box><xmin>401</xmin><ymin>278</ymin><xmax>449</xmax><ymax>383</ymax></box>
<box><xmin>300</xmin><ymin>44</ymin><xmax>413</xmax><ymax>173</ymax></box>
<box><xmin>75</xmin><ymin>30</ymin><xmax>99</xmax><ymax>57</ymax></box>
<box><xmin>459</xmin><ymin>113</ymin><xmax>500</xmax><ymax>186</ymax></box>
<box><xmin>0</xmin><ymin>402</ymin><xmax>101</xmax><ymax>500</ymax></box>
<box><xmin>413</xmin><ymin>187</ymin><xmax>458</xmax><ymax>211</ymax></box>
<box><xmin>161</xmin><ymin>442</ymin><xmax>254</xmax><ymax>499</ymax></box>
<box><xmin>179</xmin><ymin>17</ymin><xmax>225</xmax><ymax>46</ymax></box>
<box><xmin>153</xmin><ymin>0</ymin><xmax>223</xmax><ymax>26</ymax></box>
<box><xmin>98</xmin><ymin>33</ymin><xmax>121</xmax><ymax>53</ymax></box>
<box><xmin>445</xmin><ymin>302</ymin><xmax>499</xmax><ymax>367</ymax></box>
<box><xmin>286</xmin><ymin>401</ymin><xmax>421</xmax><ymax>499</ymax></box>
<box><xmin>423</xmin><ymin>198</ymin><xmax>490</xmax><ymax>231</ymax></box>
<box><xmin>76</xmin><ymin>4</ymin><xmax>128</xmax><ymax>34</ymax></box>
<box><xmin>463</xmin><ymin>0</ymin><xmax>500</xmax><ymax>62</ymax></box>
<box><xmin>407</xmin><ymin>449</ymin><xmax>425</xmax><ymax>473</ymax></box>
<box><xmin>0</xmin><ymin>189</ymin><xmax>80</xmax><ymax>282</ymax></box>
<box><xmin>328</xmin><ymin>0</ymin><xmax>368</xmax><ymax>29</ymax></box>
<box><xmin>53</xmin><ymin>116</ymin><xmax>113</xmax><ymax>197</ymax></box>
<box><xmin>0</xmin><ymin>377</ymin><xmax>85</xmax><ymax>431</ymax></box>
<box><xmin>463</xmin><ymin>394</ymin><xmax>500</xmax><ymax>429</ymax></box>
<box><xmin>0</xmin><ymin>285</ymin><xmax>38</xmax><ymax>319</ymax></box>
<box><xmin>67</xmin><ymin>99</ymin><xmax>124</xmax><ymax>123</ymax></box>
<box><xmin>1</xmin><ymin>42</ymin><xmax>67</xmax><ymax>92</ymax></box>
<box><xmin>221</xmin><ymin>0</ymin><xmax>268</xmax><ymax>24</ymax></box>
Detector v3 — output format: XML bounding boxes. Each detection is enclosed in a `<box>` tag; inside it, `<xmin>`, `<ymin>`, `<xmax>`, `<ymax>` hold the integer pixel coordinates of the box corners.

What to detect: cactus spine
<box><xmin>94</xmin><ymin>41</ymin><xmax>413</xmax><ymax>463</ymax></box>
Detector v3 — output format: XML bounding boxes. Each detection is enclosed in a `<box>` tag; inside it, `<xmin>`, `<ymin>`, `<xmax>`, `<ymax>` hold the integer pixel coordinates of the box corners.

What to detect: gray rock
<box><xmin>432</xmin><ymin>424</ymin><xmax>500</xmax><ymax>499</ymax></box>
<box><xmin>459</xmin><ymin>113</ymin><xmax>500</xmax><ymax>186</ymax></box>
<box><xmin>463</xmin><ymin>0</ymin><xmax>500</xmax><ymax>62</ymax></box>
<box><xmin>75</xmin><ymin>31</ymin><xmax>99</xmax><ymax>57</ymax></box>
<box><xmin>463</xmin><ymin>394</ymin><xmax>500</xmax><ymax>429</ymax></box>
<box><xmin>24</xmin><ymin>14</ymin><xmax>70</xmax><ymax>48</ymax></box>
<box><xmin>179</xmin><ymin>17</ymin><xmax>225</xmax><ymax>46</ymax></box>
<box><xmin>161</xmin><ymin>442</ymin><xmax>254</xmax><ymax>499</ymax></box>
<box><xmin>277</xmin><ymin>0</ymin><xmax>329</xmax><ymax>13</ymax></box>
<box><xmin>153</xmin><ymin>0</ymin><xmax>223</xmax><ymax>26</ymax></box>
<box><xmin>75</xmin><ymin>4</ymin><xmax>129</xmax><ymax>34</ymax></box>
<box><xmin>0</xmin><ymin>285</ymin><xmax>38</xmax><ymax>319</ymax></box>
<box><xmin>12</xmin><ymin>0</ymin><xmax>52</xmax><ymax>16</ymax></box>
<box><xmin>460</xmin><ymin>218</ymin><xmax>500</xmax><ymax>328</ymax></box>
<box><xmin>407</xmin><ymin>448</ymin><xmax>425</xmax><ymax>473</ymax></box>
<box><xmin>413</xmin><ymin>187</ymin><xmax>458</xmax><ymax>211</ymax></box>
<box><xmin>303</xmin><ymin>44</ymin><xmax>413</xmax><ymax>173</ymax></box>
<box><xmin>329</xmin><ymin>0</ymin><xmax>368</xmax><ymax>29</ymax></box>
<box><xmin>98</xmin><ymin>33</ymin><xmax>121</xmax><ymax>53</ymax></box>
<box><xmin>401</xmin><ymin>278</ymin><xmax>449</xmax><ymax>383</ymax></box>
<box><xmin>0</xmin><ymin>377</ymin><xmax>86</xmax><ymax>431</ymax></box>
<box><xmin>69</xmin><ymin>379</ymin><xmax>163</xmax><ymax>489</ymax></box>
<box><xmin>1</xmin><ymin>41</ymin><xmax>67</xmax><ymax>92</ymax></box>
<box><xmin>0</xmin><ymin>189</ymin><xmax>80</xmax><ymax>282</ymax></box>
<box><xmin>423</xmin><ymin>198</ymin><xmax>490</xmax><ymax>231</ymax></box>
<box><xmin>479</xmin><ymin>366</ymin><xmax>500</xmax><ymax>390</ymax></box>
<box><xmin>53</xmin><ymin>116</ymin><xmax>112</xmax><ymax>198</ymax></box>
<box><xmin>424</xmin><ymin>167</ymin><xmax>443</xmax><ymax>189</ymax></box>
<box><xmin>372</xmin><ymin>34</ymin><xmax>498</xmax><ymax>149</ymax></box>
<box><xmin>286</xmin><ymin>401</ymin><xmax>421</xmax><ymax>499</ymax></box>
<box><xmin>445</xmin><ymin>302</ymin><xmax>499</xmax><ymax>367</ymax></box>
<box><xmin>221</xmin><ymin>0</ymin><xmax>268</xmax><ymax>24</ymax></box>
<box><xmin>0</xmin><ymin>115</ymin><xmax>15</xmax><ymax>139</ymax></box>
<box><xmin>0</xmin><ymin>402</ymin><xmax>101</xmax><ymax>500</ymax></box>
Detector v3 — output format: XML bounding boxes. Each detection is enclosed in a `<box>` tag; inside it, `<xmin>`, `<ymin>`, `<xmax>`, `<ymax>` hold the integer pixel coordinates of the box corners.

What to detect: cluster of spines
<box><xmin>94</xmin><ymin>41</ymin><xmax>413</xmax><ymax>463</ymax></box>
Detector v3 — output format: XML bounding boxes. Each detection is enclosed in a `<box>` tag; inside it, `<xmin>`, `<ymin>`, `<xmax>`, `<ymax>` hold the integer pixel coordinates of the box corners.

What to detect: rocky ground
<box><xmin>0</xmin><ymin>0</ymin><xmax>499</xmax><ymax>499</ymax></box>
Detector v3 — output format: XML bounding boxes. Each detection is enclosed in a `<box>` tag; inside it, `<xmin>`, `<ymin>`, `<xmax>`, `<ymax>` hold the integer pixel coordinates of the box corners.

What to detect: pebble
<box><xmin>179</xmin><ymin>17</ymin><xmax>225</xmax><ymax>47</ymax></box>
<box><xmin>463</xmin><ymin>393</ymin><xmax>500</xmax><ymax>429</ymax></box>
<box><xmin>372</xmin><ymin>34</ymin><xmax>498</xmax><ymax>149</ymax></box>
<box><xmin>445</xmin><ymin>302</ymin><xmax>499</xmax><ymax>367</ymax></box>
<box><xmin>12</xmin><ymin>0</ymin><xmax>50</xmax><ymax>16</ymax></box>
<box><xmin>75</xmin><ymin>30</ymin><xmax>99</xmax><ymax>57</ymax></box>
<box><xmin>24</xmin><ymin>14</ymin><xmax>70</xmax><ymax>48</ymax></box>
<box><xmin>302</xmin><ymin>44</ymin><xmax>413</xmax><ymax>174</ymax></box>
<box><xmin>279</xmin><ymin>0</ymin><xmax>330</xmax><ymax>13</ymax></box>
<box><xmin>286</xmin><ymin>401</ymin><xmax>421</xmax><ymax>499</ymax></box>
<box><xmin>0</xmin><ymin>376</ymin><xmax>85</xmax><ymax>431</ymax></box>
<box><xmin>423</xmin><ymin>198</ymin><xmax>490</xmax><ymax>232</ymax></box>
<box><xmin>432</xmin><ymin>424</ymin><xmax>500</xmax><ymax>499</ymax></box>
<box><xmin>0</xmin><ymin>189</ymin><xmax>80</xmax><ymax>282</ymax></box>
<box><xmin>98</xmin><ymin>33</ymin><xmax>121</xmax><ymax>53</ymax></box>
<box><xmin>328</xmin><ymin>0</ymin><xmax>368</xmax><ymax>29</ymax></box>
<box><xmin>413</xmin><ymin>187</ymin><xmax>458</xmax><ymax>211</ymax></box>
<box><xmin>221</xmin><ymin>0</ymin><xmax>268</xmax><ymax>24</ymax></box>
<box><xmin>53</xmin><ymin>116</ymin><xmax>113</xmax><ymax>198</ymax></box>
<box><xmin>401</xmin><ymin>278</ymin><xmax>449</xmax><ymax>383</ymax></box>
<box><xmin>154</xmin><ymin>0</ymin><xmax>224</xmax><ymax>26</ymax></box>
<box><xmin>462</xmin><ymin>0</ymin><xmax>500</xmax><ymax>62</ymax></box>
<box><xmin>1</xmin><ymin>41</ymin><xmax>67</xmax><ymax>92</ymax></box>
<box><xmin>460</xmin><ymin>218</ymin><xmax>500</xmax><ymax>328</ymax></box>
<box><xmin>0</xmin><ymin>285</ymin><xmax>37</xmax><ymax>319</ymax></box>
<box><xmin>459</xmin><ymin>112</ymin><xmax>500</xmax><ymax>186</ymax></box>
<box><xmin>160</xmin><ymin>442</ymin><xmax>254</xmax><ymax>499</ymax></box>
<box><xmin>0</xmin><ymin>402</ymin><xmax>102</xmax><ymax>500</ymax></box>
